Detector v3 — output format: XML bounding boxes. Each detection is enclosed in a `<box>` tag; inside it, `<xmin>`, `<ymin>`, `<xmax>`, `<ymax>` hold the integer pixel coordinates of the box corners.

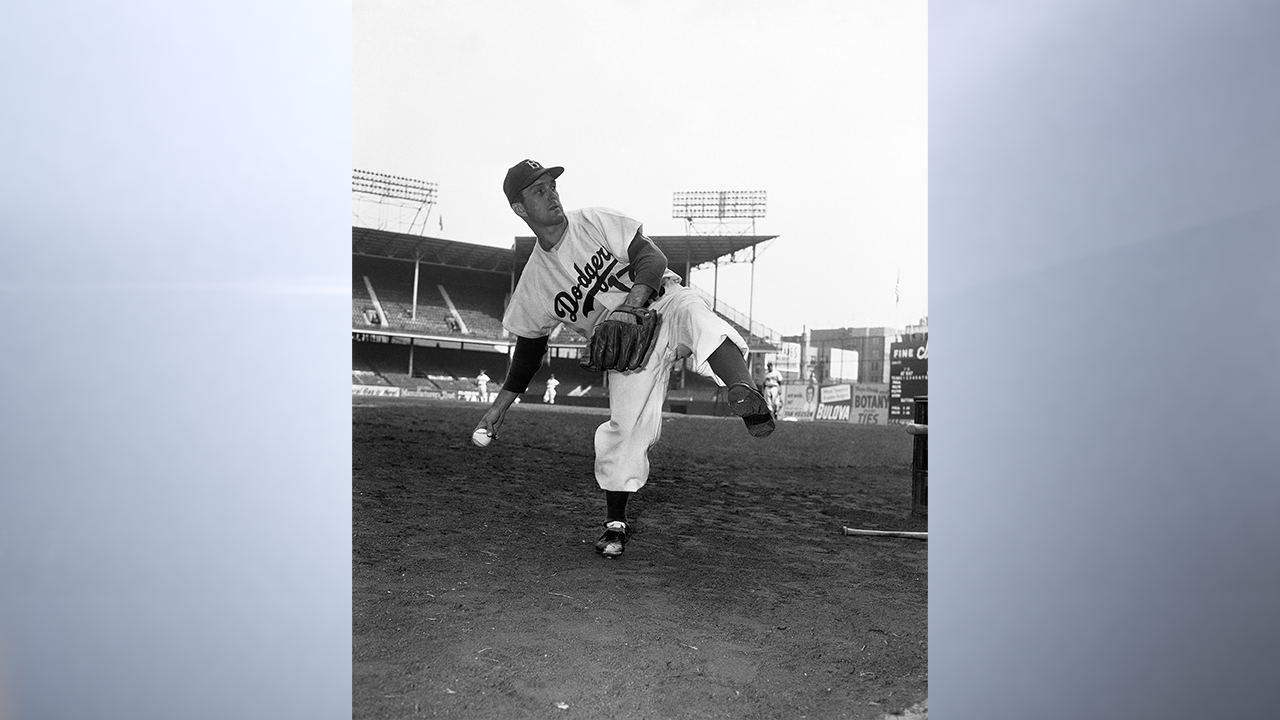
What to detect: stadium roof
<box><xmin>352</xmin><ymin>227</ymin><xmax>514</xmax><ymax>274</ymax></box>
<box><xmin>354</xmin><ymin>226</ymin><xmax>777</xmax><ymax>276</ymax></box>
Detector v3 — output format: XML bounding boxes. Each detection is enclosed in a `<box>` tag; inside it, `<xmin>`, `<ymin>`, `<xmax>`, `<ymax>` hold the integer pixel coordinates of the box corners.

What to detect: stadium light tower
<box><xmin>672</xmin><ymin>190</ymin><xmax>771</xmax><ymax>346</ymax></box>
<box><xmin>672</xmin><ymin>190</ymin><xmax>766</xmax><ymax>237</ymax></box>
<box><xmin>352</xmin><ymin>169</ymin><xmax>439</xmax><ymax>236</ymax></box>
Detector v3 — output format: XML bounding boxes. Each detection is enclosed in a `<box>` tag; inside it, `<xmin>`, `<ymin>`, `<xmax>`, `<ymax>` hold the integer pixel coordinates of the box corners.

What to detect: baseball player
<box><xmin>543</xmin><ymin>373</ymin><xmax>560</xmax><ymax>404</ymax></box>
<box><xmin>474</xmin><ymin>159</ymin><xmax>775</xmax><ymax>558</ymax></box>
<box><xmin>475</xmin><ymin>370</ymin><xmax>490</xmax><ymax>402</ymax></box>
<box><xmin>763</xmin><ymin>362</ymin><xmax>783</xmax><ymax>417</ymax></box>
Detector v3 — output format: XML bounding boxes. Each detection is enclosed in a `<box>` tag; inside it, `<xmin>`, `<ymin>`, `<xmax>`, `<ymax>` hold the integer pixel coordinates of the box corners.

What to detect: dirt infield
<box><xmin>353</xmin><ymin>397</ymin><xmax>927</xmax><ymax>719</ymax></box>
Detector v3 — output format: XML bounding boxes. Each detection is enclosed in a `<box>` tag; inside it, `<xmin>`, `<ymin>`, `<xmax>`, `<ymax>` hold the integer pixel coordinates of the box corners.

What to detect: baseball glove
<box><xmin>580</xmin><ymin>305</ymin><xmax>661</xmax><ymax>373</ymax></box>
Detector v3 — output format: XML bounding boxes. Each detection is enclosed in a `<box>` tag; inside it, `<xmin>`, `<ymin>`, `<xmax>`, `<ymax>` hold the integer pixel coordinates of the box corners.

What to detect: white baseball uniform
<box><xmin>503</xmin><ymin>207</ymin><xmax>749</xmax><ymax>492</ymax></box>
<box><xmin>763</xmin><ymin>367</ymin><xmax>783</xmax><ymax>414</ymax></box>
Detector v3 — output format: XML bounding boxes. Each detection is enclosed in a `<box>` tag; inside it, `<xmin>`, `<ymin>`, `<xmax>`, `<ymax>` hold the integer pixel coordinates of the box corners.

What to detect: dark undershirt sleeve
<box><xmin>502</xmin><ymin>335</ymin><xmax>549</xmax><ymax>394</ymax></box>
<box><xmin>627</xmin><ymin>233</ymin><xmax>668</xmax><ymax>294</ymax></box>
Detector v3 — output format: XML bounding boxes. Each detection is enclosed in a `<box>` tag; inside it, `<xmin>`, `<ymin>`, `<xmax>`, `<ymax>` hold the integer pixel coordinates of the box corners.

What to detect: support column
<box><xmin>411</xmin><ymin>257</ymin><xmax>421</xmax><ymax>321</ymax></box>
<box><xmin>713</xmin><ymin>259</ymin><xmax>719</xmax><ymax>312</ymax></box>
<box><xmin>683</xmin><ymin>236</ymin><xmax>691</xmax><ymax>287</ymax></box>
<box><xmin>802</xmin><ymin>326</ymin><xmax>810</xmax><ymax>382</ymax></box>
<box><xmin>748</xmin><ymin>245</ymin><xmax>756</xmax><ymax>337</ymax></box>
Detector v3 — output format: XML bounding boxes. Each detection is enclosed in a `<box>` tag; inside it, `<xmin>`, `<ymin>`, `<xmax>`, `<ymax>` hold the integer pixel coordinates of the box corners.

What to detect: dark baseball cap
<box><xmin>503</xmin><ymin>159</ymin><xmax>564</xmax><ymax>204</ymax></box>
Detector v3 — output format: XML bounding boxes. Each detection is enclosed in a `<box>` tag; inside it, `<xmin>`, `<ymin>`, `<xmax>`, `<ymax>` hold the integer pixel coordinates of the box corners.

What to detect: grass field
<box><xmin>353</xmin><ymin>397</ymin><xmax>927</xmax><ymax>719</ymax></box>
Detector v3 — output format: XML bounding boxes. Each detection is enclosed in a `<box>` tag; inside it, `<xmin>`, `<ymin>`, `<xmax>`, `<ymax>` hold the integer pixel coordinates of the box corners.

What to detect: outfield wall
<box><xmin>780</xmin><ymin>382</ymin><xmax>893</xmax><ymax>425</ymax></box>
<box><xmin>356</xmin><ymin>373</ymin><xmax>904</xmax><ymax>426</ymax></box>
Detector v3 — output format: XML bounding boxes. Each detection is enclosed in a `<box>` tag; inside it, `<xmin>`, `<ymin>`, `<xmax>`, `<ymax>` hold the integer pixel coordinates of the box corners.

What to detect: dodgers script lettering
<box><xmin>553</xmin><ymin>247</ymin><xmax>634</xmax><ymax>322</ymax></box>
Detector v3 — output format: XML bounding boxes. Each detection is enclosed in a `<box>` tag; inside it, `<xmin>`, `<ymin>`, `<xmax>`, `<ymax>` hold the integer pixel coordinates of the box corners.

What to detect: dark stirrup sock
<box><xmin>605</xmin><ymin>490</ymin><xmax>631</xmax><ymax>524</ymax></box>
<box><xmin>706</xmin><ymin>338</ymin><xmax>754</xmax><ymax>388</ymax></box>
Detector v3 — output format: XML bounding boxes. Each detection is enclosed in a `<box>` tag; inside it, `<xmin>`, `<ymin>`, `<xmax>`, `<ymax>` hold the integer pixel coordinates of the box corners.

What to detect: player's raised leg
<box><xmin>707</xmin><ymin>340</ymin><xmax>776</xmax><ymax>438</ymax></box>
<box><xmin>655</xmin><ymin>290</ymin><xmax>775</xmax><ymax>438</ymax></box>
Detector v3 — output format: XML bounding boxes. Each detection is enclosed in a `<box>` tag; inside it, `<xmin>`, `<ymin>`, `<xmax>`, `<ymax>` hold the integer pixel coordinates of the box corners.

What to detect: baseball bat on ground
<box><xmin>841</xmin><ymin>527</ymin><xmax>927</xmax><ymax>540</ymax></box>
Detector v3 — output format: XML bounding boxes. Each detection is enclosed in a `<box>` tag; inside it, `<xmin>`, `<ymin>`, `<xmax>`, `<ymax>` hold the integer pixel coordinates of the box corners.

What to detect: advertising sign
<box><xmin>828</xmin><ymin>348</ymin><xmax>859</xmax><ymax>382</ymax></box>
<box><xmin>352</xmin><ymin>384</ymin><xmax>402</xmax><ymax>397</ymax></box>
<box><xmin>849</xmin><ymin>383</ymin><xmax>891</xmax><ymax>425</ymax></box>
<box><xmin>814</xmin><ymin>382</ymin><xmax>852</xmax><ymax>422</ymax></box>
<box><xmin>781</xmin><ymin>383</ymin><xmax>818</xmax><ymax>421</ymax></box>
<box><xmin>782</xmin><ymin>382</ymin><xmax>891</xmax><ymax>424</ymax></box>
<box><xmin>777</xmin><ymin>342</ymin><xmax>802</xmax><ymax>376</ymax></box>
<box><xmin>889</xmin><ymin>334</ymin><xmax>928</xmax><ymax>423</ymax></box>
<box><xmin>811</xmin><ymin>383</ymin><xmax>891</xmax><ymax>424</ymax></box>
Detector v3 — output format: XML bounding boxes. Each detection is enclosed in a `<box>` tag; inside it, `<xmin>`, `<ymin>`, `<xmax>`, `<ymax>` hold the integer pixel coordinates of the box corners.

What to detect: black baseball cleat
<box><xmin>727</xmin><ymin>382</ymin><xmax>776</xmax><ymax>438</ymax></box>
<box><xmin>594</xmin><ymin>521</ymin><xmax>628</xmax><ymax>557</ymax></box>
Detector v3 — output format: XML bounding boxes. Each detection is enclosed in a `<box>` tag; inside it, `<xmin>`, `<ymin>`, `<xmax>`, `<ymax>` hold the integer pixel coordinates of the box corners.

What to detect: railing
<box><xmin>684</xmin><ymin>285</ymin><xmax>782</xmax><ymax>345</ymax></box>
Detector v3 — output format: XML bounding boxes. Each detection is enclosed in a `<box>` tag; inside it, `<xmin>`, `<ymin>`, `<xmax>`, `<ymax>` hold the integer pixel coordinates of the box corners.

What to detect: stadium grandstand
<box><xmin>352</xmin><ymin>225</ymin><xmax>782</xmax><ymax>416</ymax></box>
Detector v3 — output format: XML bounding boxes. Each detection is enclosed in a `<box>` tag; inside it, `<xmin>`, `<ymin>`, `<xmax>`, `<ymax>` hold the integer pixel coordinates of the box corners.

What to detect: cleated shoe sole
<box><xmin>728</xmin><ymin>383</ymin><xmax>776</xmax><ymax>438</ymax></box>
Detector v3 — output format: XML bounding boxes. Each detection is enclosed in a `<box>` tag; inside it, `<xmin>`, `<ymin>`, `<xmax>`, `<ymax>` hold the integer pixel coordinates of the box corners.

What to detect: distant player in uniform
<box><xmin>543</xmin><ymin>373</ymin><xmax>559</xmax><ymax>404</ymax></box>
<box><xmin>474</xmin><ymin>159</ymin><xmax>775</xmax><ymax>557</ymax></box>
<box><xmin>475</xmin><ymin>370</ymin><xmax>490</xmax><ymax>402</ymax></box>
<box><xmin>762</xmin><ymin>362</ymin><xmax>783</xmax><ymax>417</ymax></box>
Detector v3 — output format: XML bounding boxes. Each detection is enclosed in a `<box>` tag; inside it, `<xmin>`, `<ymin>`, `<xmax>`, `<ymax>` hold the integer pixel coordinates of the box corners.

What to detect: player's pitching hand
<box><xmin>474</xmin><ymin>405</ymin><xmax>506</xmax><ymax>442</ymax></box>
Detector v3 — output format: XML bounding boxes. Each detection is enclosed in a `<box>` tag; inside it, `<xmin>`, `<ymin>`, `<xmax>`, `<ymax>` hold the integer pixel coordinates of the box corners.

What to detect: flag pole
<box><xmin>894</xmin><ymin>268</ymin><xmax>901</xmax><ymax>331</ymax></box>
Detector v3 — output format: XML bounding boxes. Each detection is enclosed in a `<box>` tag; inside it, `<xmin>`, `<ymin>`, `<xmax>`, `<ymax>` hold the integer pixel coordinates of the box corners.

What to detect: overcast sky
<box><xmin>353</xmin><ymin>0</ymin><xmax>927</xmax><ymax>336</ymax></box>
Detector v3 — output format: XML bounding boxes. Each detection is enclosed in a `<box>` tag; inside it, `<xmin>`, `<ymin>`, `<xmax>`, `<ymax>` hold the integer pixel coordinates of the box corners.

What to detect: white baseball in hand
<box><xmin>471</xmin><ymin>427</ymin><xmax>492</xmax><ymax>448</ymax></box>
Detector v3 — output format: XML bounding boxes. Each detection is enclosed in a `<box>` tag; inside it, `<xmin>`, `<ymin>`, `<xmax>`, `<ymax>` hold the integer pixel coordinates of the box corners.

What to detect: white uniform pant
<box><xmin>765</xmin><ymin>385</ymin><xmax>781</xmax><ymax>413</ymax></box>
<box><xmin>593</xmin><ymin>286</ymin><xmax>748</xmax><ymax>492</ymax></box>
